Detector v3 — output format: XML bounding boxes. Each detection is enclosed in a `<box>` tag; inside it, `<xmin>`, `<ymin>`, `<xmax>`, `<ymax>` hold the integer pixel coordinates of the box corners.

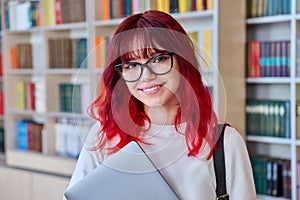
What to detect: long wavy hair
<box><xmin>89</xmin><ymin>10</ymin><xmax>218</xmax><ymax>158</ymax></box>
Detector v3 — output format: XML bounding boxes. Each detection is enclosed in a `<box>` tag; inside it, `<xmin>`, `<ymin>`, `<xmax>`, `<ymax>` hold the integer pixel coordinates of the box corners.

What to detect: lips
<box><xmin>139</xmin><ymin>84</ymin><xmax>163</xmax><ymax>94</ymax></box>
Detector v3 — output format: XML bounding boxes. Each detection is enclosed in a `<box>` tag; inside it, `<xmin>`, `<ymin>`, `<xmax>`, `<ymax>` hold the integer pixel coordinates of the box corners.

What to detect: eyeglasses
<box><xmin>114</xmin><ymin>52</ymin><xmax>175</xmax><ymax>82</ymax></box>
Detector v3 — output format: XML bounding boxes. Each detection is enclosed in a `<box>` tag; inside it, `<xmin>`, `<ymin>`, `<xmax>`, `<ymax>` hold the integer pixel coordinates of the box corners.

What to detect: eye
<box><xmin>152</xmin><ymin>54</ymin><xmax>169</xmax><ymax>64</ymax></box>
<box><xmin>122</xmin><ymin>63</ymin><xmax>138</xmax><ymax>69</ymax></box>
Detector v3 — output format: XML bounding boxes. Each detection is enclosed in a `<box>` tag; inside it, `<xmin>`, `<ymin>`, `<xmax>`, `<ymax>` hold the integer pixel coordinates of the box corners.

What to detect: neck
<box><xmin>145</xmin><ymin>104</ymin><xmax>179</xmax><ymax>125</ymax></box>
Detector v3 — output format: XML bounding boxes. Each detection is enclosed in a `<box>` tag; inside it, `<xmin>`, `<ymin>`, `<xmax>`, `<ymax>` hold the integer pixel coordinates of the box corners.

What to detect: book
<box><xmin>70</xmin><ymin>0</ymin><xmax>86</xmax><ymax>23</ymax></box>
<box><xmin>0</xmin><ymin>128</ymin><xmax>4</xmax><ymax>152</ymax></box>
<box><xmin>204</xmin><ymin>29</ymin><xmax>212</xmax><ymax>68</ymax></box>
<box><xmin>16</xmin><ymin>120</ymin><xmax>29</xmax><ymax>151</ymax></box>
<box><xmin>296</xmin><ymin>38</ymin><xmax>300</xmax><ymax>77</ymax></box>
<box><xmin>95</xmin><ymin>0</ymin><xmax>110</xmax><ymax>20</ymax></box>
<box><xmin>251</xmin><ymin>156</ymin><xmax>289</xmax><ymax>196</ymax></box>
<box><xmin>271</xmin><ymin>160</ymin><xmax>283</xmax><ymax>196</ymax></box>
<box><xmin>196</xmin><ymin>0</ymin><xmax>203</xmax><ymax>11</ymax></box>
<box><xmin>60</xmin><ymin>0</ymin><xmax>85</xmax><ymax>23</ymax></box>
<box><xmin>246</xmin><ymin>99</ymin><xmax>290</xmax><ymax>138</ymax></box>
<box><xmin>74</xmin><ymin>38</ymin><xmax>88</xmax><ymax>69</ymax></box>
<box><xmin>55</xmin><ymin>118</ymin><xmax>67</xmax><ymax>157</ymax></box>
<box><xmin>250</xmin><ymin>156</ymin><xmax>267</xmax><ymax>194</ymax></box>
<box><xmin>297</xmin><ymin>162</ymin><xmax>300</xmax><ymax>199</ymax></box>
<box><xmin>282</xmin><ymin>160</ymin><xmax>291</xmax><ymax>199</ymax></box>
<box><xmin>55</xmin><ymin>117</ymin><xmax>91</xmax><ymax>158</ymax></box>
<box><xmin>94</xmin><ymin>36</ymin><xmax>102</xmax><ymax>69</ymax></box>
<box><xmin>59</xmin><ymin>83</ymin><xmax>89</xmax><ymax>113</ymax></box>
<box><xmin>266</xmin><ymin>160</ymin><xmax>273</xmax><ymax>195</ymax></box>
<box><xmin>16</xmin><ymin>1</ymin><xmax>32</xmax><ymax>30</ymax></box>
<box><xmin>248</xmin><ymin>41</ymin><xmax>261</xmax><ymax>77</ymax></box>
<box><xmin>132</xmin><ymin>0</ymin><xmax>146</xmax><ymax>14</ymax></box>
<box><xmin>170</xmin><ymin>0</ymin><xmax>179</xmax><ymax>13</ymax></box>
<box><xmin>110</xmin><ymin>0</ymin><xmax>122</xmax><ymax>19</ymax></box>
<box><xmin>17</xmin><ymin>82</ymin><xmax>26</xmax><ymax>110</ymax></box>
<box><xmin>34</xmin><ymin>81</ymin><xmax>46</xmax><ymax>113</ymax></box>
<box><xmin>0</xmin><ymin>92</ymin><xmax>4</xmax><ymax>115</ymax></box>
<box><xmin>10</xmin><ymin>47</ymin><xmax>19</xmax><ymax>69</ymax></box>
<box><xmin>43</xmin><ymin>0</ymin><xmax>56</xmax><ymax>26</ymax></box>
<box><xmin>26</xmin><ymin>82</ymin><xmax>35</xmax><ymax>111</ymax></box>
<box><xmin>0</xmin><ymin>53</ymin><xmax>2</xmax><ymax>77</ymax></box>
<box><xmin>54</xmin><ymin>0</ymin><xmax>62</xmax><ymax>24</ymax></box>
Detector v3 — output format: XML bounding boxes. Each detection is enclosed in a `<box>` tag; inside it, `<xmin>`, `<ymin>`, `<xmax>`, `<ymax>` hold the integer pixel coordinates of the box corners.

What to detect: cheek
<box><xmin>125</xmin><ymin>82</ymin><xmax>137</xmax><ymax>95</ymax></box>
<box><xmin>167</xmin><ymin>70</ymin><xmax>182</xmax><ymax>93</ymax></box>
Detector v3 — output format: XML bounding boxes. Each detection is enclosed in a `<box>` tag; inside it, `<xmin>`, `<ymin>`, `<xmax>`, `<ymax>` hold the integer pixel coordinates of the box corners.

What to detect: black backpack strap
<box><xmin>213</xmin><ymin>123</ymin><xmax>230</xmax><ymax>200</ymax></box>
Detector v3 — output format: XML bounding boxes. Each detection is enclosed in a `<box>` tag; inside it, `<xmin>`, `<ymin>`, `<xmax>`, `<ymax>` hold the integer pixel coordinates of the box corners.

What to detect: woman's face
<box><xmin>124</xmin><ymin>52</ymin><xmax>181</xmax><ymax>110</ymax></box>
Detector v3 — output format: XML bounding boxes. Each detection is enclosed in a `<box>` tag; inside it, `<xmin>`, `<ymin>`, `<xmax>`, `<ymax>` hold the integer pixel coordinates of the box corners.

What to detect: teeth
<box><xmin>143</xmin><ymin>85</ymin><xmax>160</xmax><ymax>92</ymax></box>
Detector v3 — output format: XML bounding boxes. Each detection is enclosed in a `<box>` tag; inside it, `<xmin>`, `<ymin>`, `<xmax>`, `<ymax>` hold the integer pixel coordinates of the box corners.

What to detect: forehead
<box><xmin>116</xmin><ymin>28</ymin><xmax>173</xmax><ymax>61</ymax></box>
<box><xmin>119</xmin><ymin>41</ymin><xmax>167</xmax><ymax>62</ymax></box>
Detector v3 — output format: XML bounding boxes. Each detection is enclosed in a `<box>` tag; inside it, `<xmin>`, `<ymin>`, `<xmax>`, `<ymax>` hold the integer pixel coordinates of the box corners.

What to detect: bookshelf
<box><xmin>245</xmin><ymin>0</ymin><xmax>299</xmax><ymax>199</ymax></box>
<box><xmin>0</xmin><ymin>0</ymin><xmax>246</xmax><ymax>198</ymax></box>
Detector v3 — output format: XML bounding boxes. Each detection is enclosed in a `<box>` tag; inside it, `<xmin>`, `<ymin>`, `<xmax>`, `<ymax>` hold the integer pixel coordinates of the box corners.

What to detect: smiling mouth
<box><xmin>141</xmin><ymin>85</ymin><xmax>162</xmax><ymax>93</ymax></box>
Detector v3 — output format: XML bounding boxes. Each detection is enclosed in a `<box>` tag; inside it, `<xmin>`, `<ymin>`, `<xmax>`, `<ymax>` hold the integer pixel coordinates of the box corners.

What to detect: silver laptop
<box><xmin>64</xmin><ymin>141</ymin><xmax>180</xmax><ymax>200</ymax></box>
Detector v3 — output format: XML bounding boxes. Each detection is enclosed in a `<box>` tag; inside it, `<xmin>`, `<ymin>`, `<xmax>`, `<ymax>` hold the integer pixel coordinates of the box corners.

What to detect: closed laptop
<box><xmin>64</xmin><ymin>141</ymin><xmax>180</xmax><ymax>200</ymax></box>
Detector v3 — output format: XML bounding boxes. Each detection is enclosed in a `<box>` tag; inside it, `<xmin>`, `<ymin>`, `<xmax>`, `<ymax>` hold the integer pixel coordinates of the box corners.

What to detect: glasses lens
<box><xmin>119</xmin><ymin>63</ymin><xmax>142</xmax><ymax>82</ymax></box>
<box><xmin>147</xmin><ymin>53</ymin><xmax>173</xmax><ymax>74</ymax></box>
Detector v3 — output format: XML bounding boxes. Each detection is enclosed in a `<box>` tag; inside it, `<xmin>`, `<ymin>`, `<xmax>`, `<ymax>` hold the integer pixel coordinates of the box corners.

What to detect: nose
<box><xmin>140</xmin><ymin>65</ymin><xmax>156</xmax><ymax>81</ymax></box>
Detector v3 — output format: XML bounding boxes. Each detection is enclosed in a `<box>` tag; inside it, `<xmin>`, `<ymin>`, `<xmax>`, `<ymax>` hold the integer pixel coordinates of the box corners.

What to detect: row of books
<box><xmin>247</xmin><ymin>40</ymin><xmax>290</xmax><ymax>78</ymax></box>
<box><xmin>17</xmin><ymin>81</ymin><xmax>35</xmax><ymax>111</ymax></box>
<box><xmin>9</xmin><ymin>31</ymin><xmax>212</xmax><ymax>70</ymax></box>
<box><xmin>15</xmin><ymin>119</ymin><xmax>44</xmax><ymax>153</ymax></box>
<box><xmin>10</xmin><ymin>43</ymin><xmax>33</xmax><ymax>69</ymax></box>
<box><xmin>44</xmin><ymin>0</ymin><xmax>85</xmax><ymax>26</ymax></box>
<box><xmin>5</xmin><ymin>0</ymin><xmax>86</xmax><ymax>29</ymax></box>
<box><xmin>246</xmin><ymin>99</ymin><xmax>290</xmax><ymax>138</ymax></box>
<box><xmin>250</xmin><ymin>156</ymin><xmax>291</xmax><ymax>198</ymax></box>
<box><xmin>247</xmin><ymin>0</ymin><xmax>291</xmax><ymax>18</ymax></box>
<box><xmin>154</xmin><ymin>0</ymin><xmax>213</xmax><ymax>14</ymax></box>
<box><xmin>0</xmin><ymin>128</ymin><xmax>4</xmax><ymax>153</ymax></box>
<box><xmin>59</xmin><ymin>83</ymin><xmax>91</xmax><ymax>114</ymax></box>
<box><xmin>55</xmin><ymin>117</ymin><xmax>92</xmax><ymax>159</ymax></box>
<box><xmin>16</xmin><ymin>81</ymin><xmax>45</xmax><ymax>113</ymax></box>
<box><xmin>5</xmin><ymin>0</ymin><xmax>40</xmax><ymax>31</ymax></box>
<box><xmin>48</xmin><ymin>38</ymin><xmax>87</xmax><ymax>69</ymax></box>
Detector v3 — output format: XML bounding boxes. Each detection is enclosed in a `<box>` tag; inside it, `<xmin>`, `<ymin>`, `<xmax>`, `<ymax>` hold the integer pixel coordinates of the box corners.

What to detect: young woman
<box><xmin>66</xmin><ymin>10</ymin><xmax>256</xmax><ymax>200</ymax></box>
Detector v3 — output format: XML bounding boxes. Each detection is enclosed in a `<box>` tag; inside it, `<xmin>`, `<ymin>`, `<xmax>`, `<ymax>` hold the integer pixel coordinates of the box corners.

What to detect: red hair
<box><xmin>89</xmin><ymin>10</ymin><xmax>218</xmax><ymax>158</ymax></box>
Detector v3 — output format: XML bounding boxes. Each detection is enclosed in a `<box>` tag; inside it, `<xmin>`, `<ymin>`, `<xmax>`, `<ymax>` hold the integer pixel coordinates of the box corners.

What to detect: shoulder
<box><xmin>223</xmin><ymin>125</ymin><xmax>246</xmax><ymax>150</ymax></box>
<box><xmin>222</xmin><ymin>125</ymin><xmax>250</xmax><ymax>160</ymax></box>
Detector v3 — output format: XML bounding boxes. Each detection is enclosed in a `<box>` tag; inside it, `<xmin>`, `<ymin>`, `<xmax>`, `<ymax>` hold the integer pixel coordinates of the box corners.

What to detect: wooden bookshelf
<box><xmin>0</xmin><ymin>0</ymin><xmax>246</xmax><ymax>198</ymax></box>
<box><xmin>245</xmin><ymin>0</ymin><xmax>300</xmax><ymax>199</ymax></box>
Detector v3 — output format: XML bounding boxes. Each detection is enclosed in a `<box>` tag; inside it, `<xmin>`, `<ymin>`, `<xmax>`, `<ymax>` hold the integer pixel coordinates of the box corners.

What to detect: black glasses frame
<box><xmin>114</xmin><ymin>52</ymin><xmax>175</xmax><ymax>82</ymax></box>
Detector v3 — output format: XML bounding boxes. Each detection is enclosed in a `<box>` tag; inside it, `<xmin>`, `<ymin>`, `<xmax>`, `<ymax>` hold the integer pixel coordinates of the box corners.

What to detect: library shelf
<box><xmin>6</xmin><ymin>150</ymin><xmax>76</xmax><ymax>176</ymax></box>
<box><xmin>43</xmin><ymin>22</ymin><xmax>88</xmax><ymax>31</ymax></box>
<box><xmin>247</xmin><ymin>135</ymin><xmax>292</xmax><ymax>145</ymax></box>
<box><xmin>247</xmin><ymin>15</ymin><xmax>292</xmax><ymax>25</ymax></box>
<box><xmin>246</xmin><ymin>78</ymin><xmax>292</xmax><ymax>84</ymax></box>
<box><xmin>257</xmin><ymin>194</ymin><xmax>290</xmax><ymax>200</ymax></box>
<box><xmin>245</xmin><ymin>0</ymin><xmax>299</xmax><ymax>199</ymax></box>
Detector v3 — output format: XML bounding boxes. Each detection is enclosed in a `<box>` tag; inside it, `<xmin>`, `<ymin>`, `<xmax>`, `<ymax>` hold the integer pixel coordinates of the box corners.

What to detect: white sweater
<box><xmin>64</xmin><ymin>122</ymin><xmax>257</xmax><ymax>200</ymax></box>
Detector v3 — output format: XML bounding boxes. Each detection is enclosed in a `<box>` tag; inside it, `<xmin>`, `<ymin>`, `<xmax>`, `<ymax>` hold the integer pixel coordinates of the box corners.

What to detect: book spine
<box><xmin>170</xmin><ymin>0</ymin><xmax>179</xmax><ymax>13</ymax></box>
